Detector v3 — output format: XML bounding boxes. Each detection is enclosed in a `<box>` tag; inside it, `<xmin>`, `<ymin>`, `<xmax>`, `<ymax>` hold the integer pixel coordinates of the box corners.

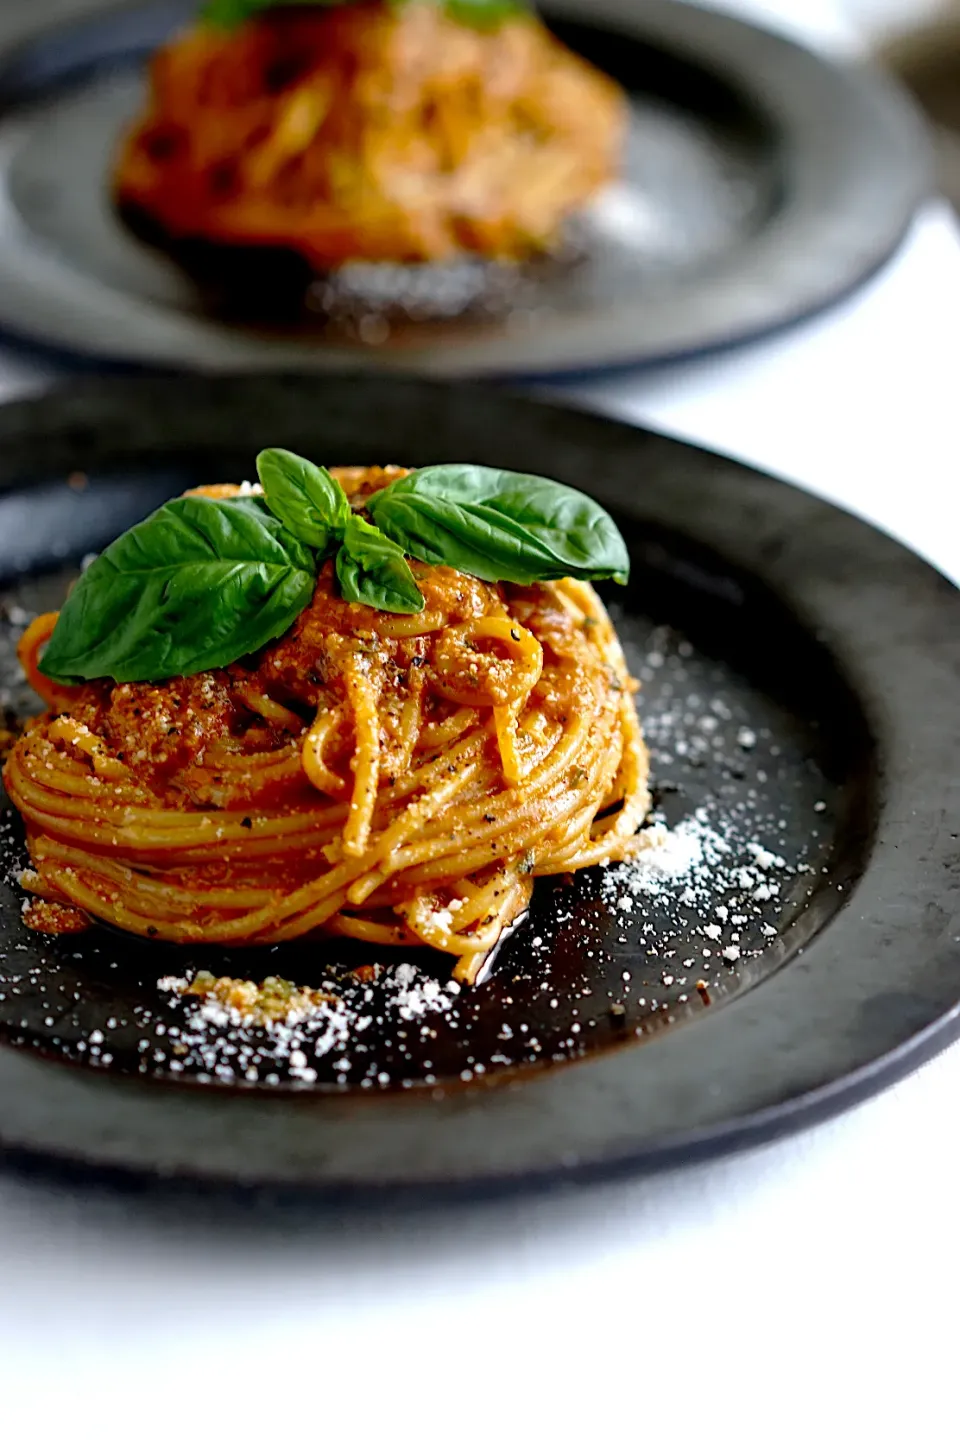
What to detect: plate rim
<box><xmin>0</xmin><ymin>372</ymin><xmax>959</xmax><ymax>1198</ymax></box>
<box><xmin>0</xmin><ymin>0</ymin><xmax>932</xmax><ymax>378</ymax></box>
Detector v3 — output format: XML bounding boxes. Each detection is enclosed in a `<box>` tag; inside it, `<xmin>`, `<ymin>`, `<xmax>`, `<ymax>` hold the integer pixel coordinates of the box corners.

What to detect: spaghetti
<box><xmin>113</xmin><ymin>2</ymin><xmax>626</xmax><ymax>267</ymax></box>
<box><xmin>3</xmin><ymin>468</ymin><xmax>650</xmax><ymax>984</ymax></box>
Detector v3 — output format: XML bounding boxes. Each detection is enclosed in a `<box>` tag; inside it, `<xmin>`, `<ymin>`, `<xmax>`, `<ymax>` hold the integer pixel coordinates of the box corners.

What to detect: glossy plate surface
<box><xmin>0</xmin><ymin>0</ymin><xmax>929</xmax><ymax>376</ymax></box>
<box><xmin>0</xmin><ymin>375</ymin><xmax>958</xmax><ymax>1197</ymax></box>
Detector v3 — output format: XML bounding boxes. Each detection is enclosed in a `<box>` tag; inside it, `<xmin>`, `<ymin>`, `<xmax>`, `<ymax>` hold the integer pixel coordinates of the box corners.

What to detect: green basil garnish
<box><xmin>257</xmin><ymin>448</ymin><xmax>348</xmax><ymax>551</ymax></box>
<box><xmin>367</xmin><ymin>464</ymin><xmax>630</xmax><ymax>587</ymax></box>
<box><xmin>336</xmin><ymin>515</ymin><xmax>425</xmax><ymax>615</ymax></box>
<box><xmin>38</xmin><ymin>496</ymin><xmax>316</xmax><ymax>685</ymax></box>
<box><xmin>37</xmin><ymin>452</ymin><xmax>630</xmax><ymax>686</ymax></box>
<box><xmin>444</xmin><ymin>0</ymin><xmax>525</xmax><ymax>23</ymax></box>
<box><xmin>200</xmin><ymin>0</ymin><xmax>528</xmax><ymax>32</ymax></box>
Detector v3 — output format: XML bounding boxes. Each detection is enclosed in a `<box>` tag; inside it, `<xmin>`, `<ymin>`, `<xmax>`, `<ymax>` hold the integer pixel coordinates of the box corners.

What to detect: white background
<box><xmin>2</xmin><ymin>3</ymin><xmax>960</xmax><ymax>1436</ymax></box>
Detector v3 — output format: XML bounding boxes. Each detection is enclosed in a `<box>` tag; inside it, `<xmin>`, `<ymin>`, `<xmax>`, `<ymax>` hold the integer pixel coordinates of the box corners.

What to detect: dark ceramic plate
<box><xmin>0</xmin><ymin>374</ymin><xmax>958</xmax><ymax>1198</ymax></box>
<box><xmin>0</xmin><ymin>0</ymin><xmax>928</xmax><ymax>377</ymax></box>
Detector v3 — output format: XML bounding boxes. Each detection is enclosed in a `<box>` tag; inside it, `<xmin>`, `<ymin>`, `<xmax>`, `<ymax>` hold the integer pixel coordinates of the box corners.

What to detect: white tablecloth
<box><xmin>3</xmin><ymin>3</ymin><xmax>960</xmax><ymax>1435</ymax></box>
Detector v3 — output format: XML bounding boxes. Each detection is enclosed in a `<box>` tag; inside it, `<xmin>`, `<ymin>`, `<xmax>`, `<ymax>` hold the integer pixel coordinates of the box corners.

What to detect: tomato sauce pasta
<box><xmin>4</xmin><ymin>468</ymin><xmax>650</xmax><ymax>984</ymax></box>
<box><xmin>113</xmin><ymin>3</ymin><xmax>626</xmax><ymax>267</ymax></box>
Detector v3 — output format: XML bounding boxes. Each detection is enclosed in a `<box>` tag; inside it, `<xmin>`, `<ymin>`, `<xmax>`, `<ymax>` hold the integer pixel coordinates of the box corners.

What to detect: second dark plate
<box><xmin>0</xmin><ymin>0</ymin><xmax>929</xmax><ymax>376</ymax></box>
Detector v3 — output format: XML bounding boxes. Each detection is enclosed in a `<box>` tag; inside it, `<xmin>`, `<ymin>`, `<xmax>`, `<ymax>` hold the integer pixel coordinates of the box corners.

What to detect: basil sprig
<box><xmin>336</xmin><ymin>515</ymin><xmax>425</xmax><ymax>614</ymax></box>
<box><xmin>368</xmin><ymin>465</ymin><xmax>630</xmax><ymax>586</ymax></box>
<box><xmin>39</xmin><ymin>495</ymin><xmax>316</xmax><ymax>685</ymax></box>
<box><xmin>256</xmin><ymin>448</ymin><xmax>349</xmax><ymax>547</ymax></box>
<box><xmin>38</xmin><ymin>452</ymin><xmax>629</xmax><ymax>687</ymax></box>
<box><xmin>200</xmin><ymin>0</ymin><xmax>528</xmax><ymax>32</ymax></box>
<box><xmin>255</xmin><ymin>447</ymin><xmax>423</xmax><ymax>614</ymax></box>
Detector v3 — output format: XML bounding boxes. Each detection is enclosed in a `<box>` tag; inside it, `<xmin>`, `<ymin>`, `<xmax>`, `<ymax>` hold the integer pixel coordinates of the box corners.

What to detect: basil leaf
<box><xmin>367</xmin><ymin>465</ymin><xmax>630</xmax><ymax>587</ymax></box>
<box><xmin>432</xmin><ymin>0</ymin><xmax>527</xmax><ymax>25</ymax></box>
<box><xmin>336</xmin><ymin>515</ymin><xmax>424</xmax><ymax>615</ymax></box>
<box><xmin>200</xmin><ymin>0</ymin><xmax>330</xmax><ymax>26</ymax></box>
<box><xmin>39</xmin><ymin>496</ymin><xmax>317</xmax><ymax>685</ymax></box>
<box><xmin>257</xmin><ymin>448</ymin><xmax>349</xmax><ymax>551</ymax></box>
<box><xmin>201</xmin><ymin>0</ymin><xmax>527</xmax><ymax>32</ymax></box>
